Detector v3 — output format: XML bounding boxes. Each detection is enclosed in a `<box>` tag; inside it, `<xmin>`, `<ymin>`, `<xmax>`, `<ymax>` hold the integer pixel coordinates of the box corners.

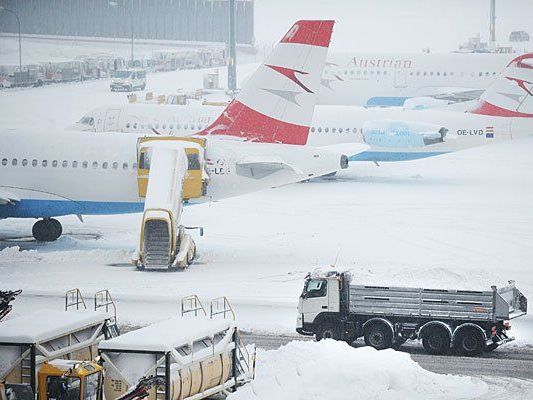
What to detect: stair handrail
<box><xmin>94</xmin><ymin>289</ymin><xmax>117</xmax><ymax>319</ymax></box>
<box><xmin>65</xmin><ymin>288</ymin><xmax>87</xmax><ymax>311</ymax></box>
<box><xmin>181</xmin><ymin>295</ymin><xmax>207</xmax><ymax>317</ymax></box>
<box><xmin>210</xmin><ymin>296</ymin><xmax>236</xmax><ymax>320</ymax></box>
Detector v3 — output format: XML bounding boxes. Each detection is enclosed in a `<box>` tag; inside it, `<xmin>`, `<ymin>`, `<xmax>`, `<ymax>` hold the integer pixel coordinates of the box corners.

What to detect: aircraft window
<box><xmin>485</xmin><ymin>72</ymin><xmax>490</xmax><ymax>76</ymax></box>
<box><xmin>409</xmin><ymin>72</ymin><xmax>413</xmax><ymax>76</ymax></box>
<box><xmin>310</xmin><ymin>127</ymin><xmax>315</xmax><ymax>132</ymax></box>
<box><xmin>357</xmin><ymin>70</ymin><xmax>361</xmax><ymax>75</ymax></box>
<box><xmin>22</xmin><ymin>159</ymin><xmax>28</xmax><ymax>166</ymax></box>
<box><xmin>383</xmin><ymin>71</ymin><xmax>387</xmax><ymax>75</ymax></box>
<box><xmin>177</xmin><ymin>124</ymin><xmax>181</xmax><ymax>129</ymax></box>
<box><xmin>450</xmin><ymin>72</ymin><xmax>454</xmax><ymax>76</ymax></box>
<box><xmin>162</xmin><ymin>124</ymin><xmax>166</xmax><ymax>129</ymax></box>
<box><xmin>370</xmin><ymin>70</ymin><xmax>374</xmax><ymax>75</ymax></box>
<box><xmin>363</xmin><ymin>70</ymin><xmax>367</xmax><ymax>75</ymax></box>
<box><xmin>339</xmin><ymin>128</ymin><xmax>343</xmax><ymax>133</ymax></box>
<box><xmin>344</xmin><ymin>70</ymin><xmax>348</xmax><ymax>75</ymax></box>
<box><xmin>479</xmin><ymin>72</ymin><xmax>483</xmax><ymax>77</ymax></box>
<box><xmin>492</xmin><ymin>72</ymin><xmax>497</xmax><ymax>76</ymax></box>
<box><xmin>353</xmin><ymin>128</ymin><xmax>357</xmax><ymax>134</ymax></box>
<box><xmin>317</xmin><ymin>127</ymin><xmax>322</xmax><ymax>133</ymax></box>
<box><xmin>72</xmin><ymin>161</ymin><xmax>78</xmax><ymax>168</ymax></box>
<box><xmin>430</xmin><ymin>72</ymin><xmax>434</xmax><ymax>76</ymax></box>
<box><xmin>122</xmin><ymin>162</ymin><xmax>128</xmax><ymax>170</ymax></box>
<box><xmin>32</xmin><ymin>159</ymin><xmax>38</xmax><ymax>167</ymax></box>
<box><xmin>184</xmin><ymin>124</ymin><xmax>188</xmax><ymax>129</ymax></box>
<box><xmin>325</xmin><ymin>128</ymin><xmax>329</xmax><ymax>133</ymax></box>
<box><xmin>416</xmin><ymin>71</ymin><xmax>420</xmax><ymax>76</ymax></box>
<box><xmin>197</xmin><ymin>125</ymin><xmax>201</xmax><ymax>130</ymax></box>
<box><xmin>350</xmin><ymin>70</ymin><xmax>354</xmax><ymax>75</ymax></box>
<box><xmin>169</xmin><ymin>124</ymin><xmax>174</xmax><ymax>129</ymax></box>
<box><xmin>155</xmin><ymin>123</ymin><xmax>159</xmax><ymax>129</ymax></box>
<box><xmin>102</xmin><ymin>162</ymin><xmax>108</xmax><ymax>169</ymax></box>
<box><xmin>112</xmin><ymin>162</ymin><xmax>118</xmax><ymax>170</ymax></box>
<box><xmin>423</xmin><ymin>72</ymin><xmax>427</xmax><ymax>76</ymax></box>
<box><xmin>12</xmin><ymin>159</ymin><xmax>17</xmax><ymax>166</ymax></box>
<box><xmin>126</xmin><ymin>123</ymin><xmax>130</xmax><ymax>129</ymax></box>
<box><xmin>133</xmin><ymin>123</ymin><xmax>138</xmax><ymax>129</ymax></box>
<box><xmin>332</xmin><ymin>128</ymin><xmax>336</xmax><ymax>133</ymax></box>
<box><xmin>62</xmin><ymin>160</ymin><xmax>68</xmax><ymax>168</ymax></box>
<box><xmin>52</xmin><ymin>160</ymin><xmax>58</xmax><ymax>168</ymax></box>
<box><xmin>82</xmin><ymin>161</ymin><xmax>88</xmax><ymax>169</ymax></box>
<box><xmin>140</xmin><ymin>124</ymin><xmax>145</xmax><ymax>129</ymax></box>
<box><xmin>42</xmin><ymin>160</ymin><xmax>48</xmax><ymax>167</ymax></box>
<box><xmin>80</xmin><ymin>116</ymin><xmax>94</xmax><ymax>126</ymax></box>
<box><xmin>443</xmin><ymin>72</ymin><xmax>447</xmax><ymax>76</ymax></box>
<box><xmin>436</xmin><ymin>72</ymin><xmax>440</xmax><ymax>76</ymax></box>
<box><xmin>1</xmin><ymin>158</ymin><xmax>7</xmax><ymax>166</ymax></box>
<box><xmin>92</xmin><ymin>161</ymin><xmax>98</xmax><ymax>169</ymax></box>
<box><xmin>132</xmin><ymin>163</ymin><xmax>137</xmax><ymax>170</ymax></box>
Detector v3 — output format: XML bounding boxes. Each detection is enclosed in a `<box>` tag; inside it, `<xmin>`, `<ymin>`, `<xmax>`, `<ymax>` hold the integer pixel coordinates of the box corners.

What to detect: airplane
<box><xmin>318</xmin><ymin>52</ymin><xmax>517</xmax><ymax>106</ymax></box>
<box><xmin>72</xmin><ymin>53</ymin><xmax>533</xmax><ymax>163</ymax></box>
<box><xmin>0</xmin><ymin>20</ymin><xmax>356</xmax><ymax>248</ymax></box>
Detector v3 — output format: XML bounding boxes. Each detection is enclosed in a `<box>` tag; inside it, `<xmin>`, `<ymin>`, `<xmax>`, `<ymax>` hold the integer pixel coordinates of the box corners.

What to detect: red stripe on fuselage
<box><xmin>198</xmin><ymin>100</ymin><xmax>309</xmax><ymax>145</ymax></box>
<box><xmin>280</xmin><ymin>20</ymin><xmax>334</xmax><ymax>48</ymax></box>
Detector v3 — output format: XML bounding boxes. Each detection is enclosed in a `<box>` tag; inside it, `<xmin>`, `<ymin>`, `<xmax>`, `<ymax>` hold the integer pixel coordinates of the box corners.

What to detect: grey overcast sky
<box><xmin>254</xmin><ymin>0</ymin><xmax>533</xmax><ymax>53</ymax></box>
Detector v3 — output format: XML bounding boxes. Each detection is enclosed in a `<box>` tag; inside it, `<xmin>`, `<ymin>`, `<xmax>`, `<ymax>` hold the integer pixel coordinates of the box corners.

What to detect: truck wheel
<box><xmin>456</xmin><ymin>328</ymin><xmax>484</xmax><ymax>356</ymax></box>
<box><xmin>315</xmin><ymin>323</ymin><xmax>340</xmax><ymax>341</ymax></box>
<box><xmin>364</xmin><ymin>323</ymin><xmax>393</xmax><ymax>350</ymax></box>
<box><xmin>422</xmin><ymin>327</ymin><xmax>450</xmax><ymax>355</ymax></box>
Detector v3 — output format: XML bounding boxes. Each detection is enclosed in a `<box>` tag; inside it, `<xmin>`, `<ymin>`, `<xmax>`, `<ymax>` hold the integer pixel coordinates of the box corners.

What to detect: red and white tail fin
<box><xmin>470</xmin><ymin>53</ymin><xmax>533</xmax><ymax>118</ymax></box>
<box><xmin>199</xmin><ymin>20</ymin><xmax>334</xmax><ymax>145</ymax></box>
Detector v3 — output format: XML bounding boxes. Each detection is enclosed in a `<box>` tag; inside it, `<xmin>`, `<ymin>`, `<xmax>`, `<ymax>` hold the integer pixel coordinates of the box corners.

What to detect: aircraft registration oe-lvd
<box><xmin>0</xmin><ymin>20</ymin><xmax>359</xmax><ymax>259</ymax></box>
<box><xmin>74</xmin><ymin>54</ymin><xmax>533</xmax><ymax>163</ymax></box>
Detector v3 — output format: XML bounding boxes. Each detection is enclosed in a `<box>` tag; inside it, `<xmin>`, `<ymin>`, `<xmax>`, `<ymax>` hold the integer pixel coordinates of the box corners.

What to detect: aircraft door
<box><xmin>103</xmin><ymin>109</ymin><xmax>121</xmax><ymax>131</ymax></box>
<box><xmin>394</xmin><ymin>68</ymin><xmax>407</xmax><ymax>88</ymax></box>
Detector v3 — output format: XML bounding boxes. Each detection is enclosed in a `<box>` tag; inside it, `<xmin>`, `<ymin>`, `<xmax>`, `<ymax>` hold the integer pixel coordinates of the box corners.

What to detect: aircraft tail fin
<box><xmin>199</xmin><ymin>20</ymin><xmax>334</xmax><ymax>145</ymax></box>
<box><xmin>470</xmin><ymin>53</ymin><xmax>533</xmax><ymax>118</ymax></box>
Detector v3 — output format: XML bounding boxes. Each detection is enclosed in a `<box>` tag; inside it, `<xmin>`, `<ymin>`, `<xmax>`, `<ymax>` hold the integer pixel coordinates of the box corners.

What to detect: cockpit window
<box><xmin>80</xmin><ymin>116</ymin><xmax>94</xmax><ymax>126</ymax></box>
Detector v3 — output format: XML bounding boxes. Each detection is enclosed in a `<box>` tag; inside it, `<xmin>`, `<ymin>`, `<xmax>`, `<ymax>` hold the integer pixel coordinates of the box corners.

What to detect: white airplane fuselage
<box><xmin>72</xmin><ymin>103</ymin><xmax>532</xmax><ymax>162</ymax></box>
<box><xmin>319</xmin><ymin>52</ymin><xmax>515</xmax><ymax>106</ymax></box>
<box><xmin>0</xmin><ymin>129</ymin><xmax>346</xmax><ymax>219</ymax></box>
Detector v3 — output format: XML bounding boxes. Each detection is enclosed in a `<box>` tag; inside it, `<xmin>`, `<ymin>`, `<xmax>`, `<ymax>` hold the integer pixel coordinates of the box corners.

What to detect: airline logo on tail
<box><xmin>199</xmin><ymin>20</ymin><xmax>335</xmax><ymax>145</ymax></box>
<box><xmin>471</xmin><ymin>53</ymin><xmax>533</xmax><ymax>118</ymax></box>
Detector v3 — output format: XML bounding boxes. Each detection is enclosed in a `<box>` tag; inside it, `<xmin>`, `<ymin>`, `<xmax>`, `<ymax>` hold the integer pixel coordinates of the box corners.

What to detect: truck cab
<box><xmin>296</xmin><ymin>271</ymin><xmax>343</xmax><ymax>338</ymax></box>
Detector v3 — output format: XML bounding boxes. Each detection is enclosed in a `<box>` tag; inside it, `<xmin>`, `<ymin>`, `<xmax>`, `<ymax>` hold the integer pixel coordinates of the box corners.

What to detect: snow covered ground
<box><xmin>229</xmin><ymin>340</ymin><xmax>533</xmax><ymax>400</ymax></box>
<box><xmin>1</xmin><ymin>39</ymin><xmax>533</xmax><ymax>343</ymax></box>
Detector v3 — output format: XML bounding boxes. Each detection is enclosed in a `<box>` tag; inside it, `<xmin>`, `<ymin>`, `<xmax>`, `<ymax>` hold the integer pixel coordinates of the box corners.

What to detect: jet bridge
<box><xmin>133</xmin><ymin>137</ymin><xmax>208</xmax><ymax>270</ymax></box>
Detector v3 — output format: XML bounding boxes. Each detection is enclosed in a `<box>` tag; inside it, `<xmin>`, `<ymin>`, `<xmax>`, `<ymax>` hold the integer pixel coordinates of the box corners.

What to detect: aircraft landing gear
<box><xmin>32</xmin><ymin>218</ymin><xmax>63</xmax><ymax>242</ymax></box>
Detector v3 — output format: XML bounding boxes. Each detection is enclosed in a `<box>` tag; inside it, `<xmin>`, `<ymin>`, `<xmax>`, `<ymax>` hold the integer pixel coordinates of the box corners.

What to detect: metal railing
<box><xmin>94</xmin><ymin>289</ymin><xmax>117</xmax><ymax>319</ymax></box>
<box><xmin>210</xmin><ymin>296</ymin><xmax>236</xmax><ymax>320</ymax></box>
<box><xmin>181</xmin><ymin>295</ymin><xmax>207</xmax><ymax>317</ymax></box>
<box><xmin>65</xmin><ymin>288</ymin><xmax>87</xmax><ymax>311</ymax></box>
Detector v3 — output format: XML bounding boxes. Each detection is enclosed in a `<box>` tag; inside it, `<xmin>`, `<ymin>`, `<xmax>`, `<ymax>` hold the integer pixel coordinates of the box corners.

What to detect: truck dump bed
<box><xmin>348</xmin><ymin>281</ymin><xmax>527</xmax><ymax>321</ymax></box>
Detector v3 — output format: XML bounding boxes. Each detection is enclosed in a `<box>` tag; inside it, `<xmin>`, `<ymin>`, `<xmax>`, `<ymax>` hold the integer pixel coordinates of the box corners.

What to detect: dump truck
<box><xmin>296</xmin><ymin>268</ymin><xmax>528</xmax><ymax>355</ymax></box>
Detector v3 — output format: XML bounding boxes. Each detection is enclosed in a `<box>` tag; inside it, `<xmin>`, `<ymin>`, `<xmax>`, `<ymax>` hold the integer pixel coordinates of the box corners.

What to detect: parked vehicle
<box><xmin>296</xmin><ymin>268</ymin><xmax>528</xmax><ymax>355</ymax></box>
<box><xmin>110</xmin><ymin>69</ymin><xmax>146</xmax><ymax>91</ymax></box>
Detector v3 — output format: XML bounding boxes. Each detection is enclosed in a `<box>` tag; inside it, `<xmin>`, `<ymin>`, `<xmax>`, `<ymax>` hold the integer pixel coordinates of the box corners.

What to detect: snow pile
<box><xmin>0</xmin><ymin>246</ymin><xmax>41</xmax><ymax>262</ymax></box>
<box><xmin>229</xmin><ymin>340</ymin><xmax>488</xmax><ymax>400</ymax></box>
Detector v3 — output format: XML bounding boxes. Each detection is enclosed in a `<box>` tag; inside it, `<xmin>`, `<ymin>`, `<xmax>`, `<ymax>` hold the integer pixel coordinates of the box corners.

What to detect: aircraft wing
<box><xmin>236</xmin><ymin>156</ymin><xmax>303</xmax><ymax>179</ymax></box>
<box><xmin>431</xmin><ymin>89</ymin><xmax>484</xmax><ymax>103</ymax></box>
<box><xmin>0</xmin><ymin>189</ymin><xmax>20</xmax><ymax>205</ymax></box>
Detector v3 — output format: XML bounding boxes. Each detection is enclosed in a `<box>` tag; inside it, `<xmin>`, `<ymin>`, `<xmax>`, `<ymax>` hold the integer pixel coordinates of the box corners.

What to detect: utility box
<box><xmin>203</xmin><ymin>71</ymin><xmax>220</xmax><ymax>90</ymax></box>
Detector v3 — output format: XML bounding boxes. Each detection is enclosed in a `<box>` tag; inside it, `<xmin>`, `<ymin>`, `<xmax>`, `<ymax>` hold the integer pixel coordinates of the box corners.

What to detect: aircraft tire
<box><xmin>32</xmin><ymin>219</ymin><xmax>62</xmax><ymax>242</ymax></box>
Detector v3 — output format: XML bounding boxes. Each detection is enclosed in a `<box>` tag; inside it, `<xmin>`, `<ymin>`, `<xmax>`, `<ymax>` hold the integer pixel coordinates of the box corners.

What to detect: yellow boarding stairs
<box><xmin>133</xmin><ymin>137</ymin><xmax>208</xmax><ymax>270</ymax></box>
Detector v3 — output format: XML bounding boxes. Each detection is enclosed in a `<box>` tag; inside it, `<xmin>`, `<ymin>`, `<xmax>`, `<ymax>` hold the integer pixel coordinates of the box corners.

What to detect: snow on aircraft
<box><xmin>318</xmin><ymin>52</ymin><xmax>516</xmax><ymax>106</ymax></box>
<box><xmin>73</xmin><ymin>53</ymin><xmax>533</xmax><ymax>162</ymax></box>
<box><xmin>1</xmin><ymin>20</ymin><xmax>357</xmax><ymax>251</ymax></box>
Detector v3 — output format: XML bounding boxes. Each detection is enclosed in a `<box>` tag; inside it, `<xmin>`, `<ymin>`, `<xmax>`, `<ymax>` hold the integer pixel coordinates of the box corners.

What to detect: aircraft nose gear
<box><xmin>32</xmin><ymin>218</ymin><xmax>63</xmax><ymax>242</ymax></box>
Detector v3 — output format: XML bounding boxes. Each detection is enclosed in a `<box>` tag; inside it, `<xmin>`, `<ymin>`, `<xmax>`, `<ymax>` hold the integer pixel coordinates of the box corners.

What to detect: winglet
<box><xmin>198</xmin><ymin>20</ymin><xmax>335</xmax><ymax>145</ymax></box>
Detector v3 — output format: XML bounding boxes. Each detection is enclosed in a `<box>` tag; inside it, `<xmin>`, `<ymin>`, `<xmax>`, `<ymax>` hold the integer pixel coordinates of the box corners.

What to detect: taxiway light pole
<box><xmin>227</xmin><ymin>0</ymin><xmax>237</xmax><ymax>92</ymax></box>
<box><xmin>109</xmin><ymin>1</ymin><xmax>134</xmax><ymax>66</ymax></box>
<box><xmin>0</xmin><ymin>7</ymin><xmax>22</xmax><ymax>74</ymax></box>
<box><xmin>489</xmin><ymin>0</ymin><xmax>496</xmax><ymax>50</ymax></box>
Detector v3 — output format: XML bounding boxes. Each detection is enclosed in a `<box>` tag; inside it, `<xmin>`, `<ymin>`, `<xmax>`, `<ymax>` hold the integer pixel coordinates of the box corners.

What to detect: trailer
<box><xmin>296</xmin><ymin>269</ymin><xmax>528</xmax><ymax>355</ymax></box>
<box><xmin>0</xmin><ymin>289</ymin><xmax>119</xmax><ymax>399</ymax></box>
<box><xmin>98</xmin><ymin>296</ymin><xmax>255</xmax><ymax>400</ymax></box>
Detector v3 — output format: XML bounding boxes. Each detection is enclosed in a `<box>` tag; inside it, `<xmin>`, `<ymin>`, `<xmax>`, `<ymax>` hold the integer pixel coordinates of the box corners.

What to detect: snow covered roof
<box><xmin>99</xmin><ymin>317</ymin><xmax>234</xmax><ymax>353</ymax></box>
<box><xmin>0</xmin><ymin>309</ymin><xmax>110</xmax><ymax>344</ymax></box>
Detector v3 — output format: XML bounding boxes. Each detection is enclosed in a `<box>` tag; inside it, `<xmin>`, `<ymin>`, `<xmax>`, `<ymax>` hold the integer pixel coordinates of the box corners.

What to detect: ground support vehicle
<box><xmin>98</xmin><ymin>295</ymin><xmax>255</xmax><ymax>400</ymax></box>
<box><xmin>0</xmin><ymin>289</ymin><xmax>119</xmax><ymax>399</ymax></box>
<box><xmin>296</xmin><ymin>269</ymin><xmax>527</xmax><ymax>355</ymax></box>
<box><xmin>110</xmin><ymin>69</ymin><xmax>146</xmax><ymax>92</ymax></box>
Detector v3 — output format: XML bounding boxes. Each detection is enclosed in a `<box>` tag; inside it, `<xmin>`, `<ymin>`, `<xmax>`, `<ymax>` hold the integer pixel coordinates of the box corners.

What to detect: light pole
<box><xmin>0</xmin><ymin>6</ymin><xmax>22</xmax><ymax>74</ymax></box>
<box><xmin>109</xmin><ymin>1</ymin><xmax>134</xmax><ymax>66</ymax></box>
